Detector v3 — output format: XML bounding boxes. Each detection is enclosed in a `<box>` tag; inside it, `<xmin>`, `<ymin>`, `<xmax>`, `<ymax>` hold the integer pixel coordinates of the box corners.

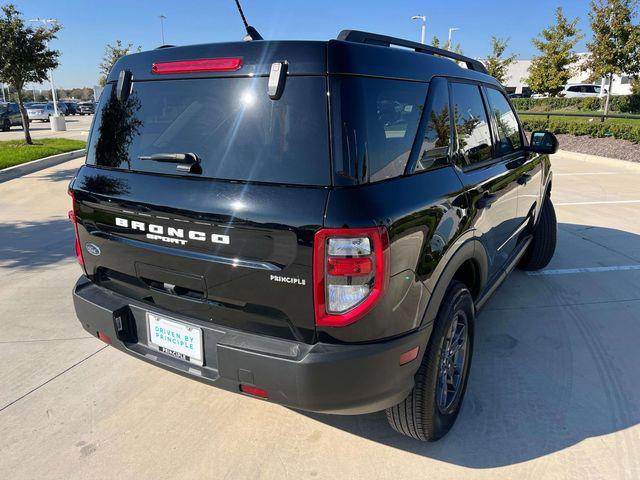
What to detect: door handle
<box><xmin>517</xmin><ymin>173</ymin><xmax>531</xmax><ymax>185</ymax></box>
<box><xmin>476</xmin><ymin>192</ymin><xmax>497</xmax><ymax>209</ymax></box>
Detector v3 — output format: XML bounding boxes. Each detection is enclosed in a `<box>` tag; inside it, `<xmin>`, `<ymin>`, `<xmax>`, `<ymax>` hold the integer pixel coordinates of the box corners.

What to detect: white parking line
<box><xmin>556</xmin><ymin>200</ymin><xmax>640</xmax><ymax>206</ymax></box>
<box><xmin>527</xmin><ymin>265</ymin><xmax>640</xmax><ymax>276</ymax></box>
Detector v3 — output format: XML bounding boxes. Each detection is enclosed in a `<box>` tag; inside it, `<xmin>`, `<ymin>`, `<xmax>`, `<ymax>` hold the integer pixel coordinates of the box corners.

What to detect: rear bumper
<box><xmin>73</xmin><ymin>276</ymin><xmax>431</xmax><ymax>415</ymax></box>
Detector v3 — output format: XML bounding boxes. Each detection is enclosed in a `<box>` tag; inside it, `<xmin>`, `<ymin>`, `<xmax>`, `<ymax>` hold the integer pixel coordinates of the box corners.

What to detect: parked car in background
<box><xmin>531</xmin><ymin>92</ymin><xmax>550</xmax><ymax>99</ymax></box>
<box><xmin>0</xmin><ymin>102</ymin><xmax>24</xmax><ymax>131</ymax></box>
<box><xmin>559</xmin><ymin>84</ymin><xmax>607</xmax><ymax>98</ymax></box>
<box><xmin>64</xmin><ymin>102</ymin><xmax>79</xmax><ymax>115</ymax></box>
<box><xmin>55</xmin><ymin>102</ymin><xmax>69</xmax><ymax>115</ymax></box>
<box><xmin>78</xmin><ymin>101</ymin><xmax>95</xmax><ymax>115</ymax></box>
<box><xmin>27</xmin><ymin>103</ymin><xmax>56</xmax><ymax>122</ymax></box>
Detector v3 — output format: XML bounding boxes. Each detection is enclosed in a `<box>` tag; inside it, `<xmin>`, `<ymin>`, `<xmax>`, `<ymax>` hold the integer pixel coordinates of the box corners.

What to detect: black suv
<box><xmin>70</xmin><ymin>30</ymin><xmax>558</xmax><ymax>441</ymax></box>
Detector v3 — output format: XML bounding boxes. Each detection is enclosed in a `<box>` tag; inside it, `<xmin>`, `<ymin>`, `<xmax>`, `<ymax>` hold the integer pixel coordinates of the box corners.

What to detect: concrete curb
<box><xmin>0</xmin><ymin>149</ymin><xmax>86</xmax><ymax>184</ymax></box>
<box><xmin>555</xmin><ymin>149</ymin><xmax>640</xmax><ymax>171</ymax></box>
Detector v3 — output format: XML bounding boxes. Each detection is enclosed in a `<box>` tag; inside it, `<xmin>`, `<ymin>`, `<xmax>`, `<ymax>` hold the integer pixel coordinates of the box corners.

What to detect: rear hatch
<box><xmin>71</xmin><ymin>41</ymin><xmax>329</xmax><ymax>343</ymax></box>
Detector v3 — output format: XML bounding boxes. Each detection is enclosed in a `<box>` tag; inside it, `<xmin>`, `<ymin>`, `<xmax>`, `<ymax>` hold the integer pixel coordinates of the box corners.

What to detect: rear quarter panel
<box><xmin>322</xmin><ymin>166</ymin><xmax>472</xmax><ymax>342</ymax></box>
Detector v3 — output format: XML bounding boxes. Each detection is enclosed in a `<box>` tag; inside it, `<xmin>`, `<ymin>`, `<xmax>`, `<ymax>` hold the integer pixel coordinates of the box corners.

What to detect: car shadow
<box><xmin>40</xmin><ymin>167</ymin><xmax>79</xmax><ymax>183</ymax></box>
<box><xmin>298</xmin><ymin>223</ymin><xmax>640</xmax><ymax>468</ymax></box>
<box><xmin>0</xmin><ymin>218</ymin><xmax>74</xmax><ymax>270</ymax></box>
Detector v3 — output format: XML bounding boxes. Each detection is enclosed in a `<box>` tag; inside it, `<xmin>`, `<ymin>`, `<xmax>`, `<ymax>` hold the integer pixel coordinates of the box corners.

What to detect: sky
<box><xmin>9</xmin><ymin>0</ymin><xmax>595</xmax><ymax>89</ymax></box>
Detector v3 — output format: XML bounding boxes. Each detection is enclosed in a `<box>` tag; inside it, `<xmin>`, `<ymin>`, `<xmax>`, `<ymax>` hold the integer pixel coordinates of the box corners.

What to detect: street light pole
<box><xmin>411</xmin><ymin>15</ymin><xmax>426</xmax><ymax>44</ymax></box>
<box><xmin>1</xmin><ymin>83</ymin><xmax>5</xmax><ymax>102</ymax></box>
<box><xmin>448</xmin><ymin>27</ymin><xmax>459</xmax><ymax>49</ymax></box>
<box><xmin>159</xmin><ymin>15</ymin><xmax>167</xmax><ymax>44</ymax></box>
<box><xmin>30</xmin><ymin>18</ymin><xmax>59</xmax><ymax>116</ymax></box>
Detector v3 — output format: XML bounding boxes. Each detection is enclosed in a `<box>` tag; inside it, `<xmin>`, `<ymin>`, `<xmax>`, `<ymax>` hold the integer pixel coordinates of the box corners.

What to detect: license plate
<box><xmin>147</xmin><ymin>312</ymin><xmax>203</xmax><ymax>365</ymax></box>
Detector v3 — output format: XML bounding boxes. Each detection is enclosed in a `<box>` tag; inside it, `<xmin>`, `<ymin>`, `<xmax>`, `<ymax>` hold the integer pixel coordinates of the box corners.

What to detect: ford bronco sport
<box><xmin>70</xmin><ymin>30</ymin><xmax>558</xmax><ymax>441</ymax></box>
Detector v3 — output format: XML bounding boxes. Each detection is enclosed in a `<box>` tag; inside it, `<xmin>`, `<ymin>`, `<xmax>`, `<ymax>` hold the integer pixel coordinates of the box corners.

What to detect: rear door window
<box><xmin>87</xmin><ymin>77</ymin><xmax>330</xmax><ymax>186</ymax></box>
<box><xmin>331</xmin><ymin>77</ymin><xmax>427</xmax><ymax>184</ymax></box>
<box><xmin>450</xmin><ymin>82</ymin><xmax>493</xmax><ymax>166</ymax></box>
<box><xmin>485</xmin><ymin>87</ymin><xmax>523</xmax><ymax>157</ymax></box>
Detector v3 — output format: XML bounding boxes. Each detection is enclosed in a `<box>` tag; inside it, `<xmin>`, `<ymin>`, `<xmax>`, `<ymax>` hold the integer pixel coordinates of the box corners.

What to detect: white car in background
<box><xmin>27</xmin><ymin>103</ymin><xmax>57</xmax><ymax>122</ymax></box>
<box><xmin>559</xmin><ymin>84</ymin><xmax>607</xmax><ymax>98</ymax></box>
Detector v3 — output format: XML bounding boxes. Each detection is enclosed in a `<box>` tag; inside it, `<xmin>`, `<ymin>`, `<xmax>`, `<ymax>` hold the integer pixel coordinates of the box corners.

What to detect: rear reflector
<box><xmin>97</xmin><ymin>331</ymin><xmax>112</xmax><ymax>344</ymax></box>
<box><xmin>240</xmin><ymin>384</ymin><xmax>268</xmax><ymax>398</ymax></box>
<box><xmin>151</xmin><ymin>57</ymin><xmax>242</xmax><ymax>74</ymax></box>
<box><xmin>399</xmin><ymin>346</ymin><xmax>420</xmax><ymax>365</ymax></box>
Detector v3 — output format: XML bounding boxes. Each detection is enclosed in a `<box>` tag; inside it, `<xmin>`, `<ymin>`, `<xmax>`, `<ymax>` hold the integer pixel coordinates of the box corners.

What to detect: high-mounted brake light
<box><xmin>68</xmin><ymin>190</ymin><xmax>85</xmax><ymax>269</ymax></box>
<box><xmin>151</xmin><ymin>57</ymin><xmax>243</xmax><ymax>74</ymax></box>
<box><xmin>313</xmin><ymin>227</ymin><xmax>390</xmax><ymax>327</ymax></box>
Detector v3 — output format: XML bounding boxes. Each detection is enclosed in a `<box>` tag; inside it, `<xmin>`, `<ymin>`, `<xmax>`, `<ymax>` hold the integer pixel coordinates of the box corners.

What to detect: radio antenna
<box><xmin>234</xmin><ymin>0</ymin><xmax>263</xmax><ymax>41</ymax></box>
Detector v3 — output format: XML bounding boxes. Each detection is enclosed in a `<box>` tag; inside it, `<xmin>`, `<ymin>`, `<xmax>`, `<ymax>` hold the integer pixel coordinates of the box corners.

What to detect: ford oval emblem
<box><xmin>85</xmin><ymin>243</ymin><xmax>101</xmax><ymax>256</ymax></box>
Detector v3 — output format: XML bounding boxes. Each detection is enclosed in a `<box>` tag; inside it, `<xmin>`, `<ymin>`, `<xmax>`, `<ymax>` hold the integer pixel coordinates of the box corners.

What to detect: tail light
<box><xmin>68</xmin><ymin>190</ymin><xmax>85</xmax><ymax>269</ymax></box>
<box><xmin>313</xmin><ymin>227</ymin><xmax>390</xmax><ymax>327</ymax></box>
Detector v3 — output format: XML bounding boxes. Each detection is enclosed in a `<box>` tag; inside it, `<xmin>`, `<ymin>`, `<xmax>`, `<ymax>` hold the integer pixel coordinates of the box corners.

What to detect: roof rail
<box><xmin>337</xmin><ymin>30</ymin><xmax>488</xmax><ymax>75</ymax></box>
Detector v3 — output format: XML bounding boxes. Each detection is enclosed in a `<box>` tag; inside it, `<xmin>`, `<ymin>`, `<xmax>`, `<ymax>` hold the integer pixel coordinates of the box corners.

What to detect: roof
<box><xmin>106</xmin><ymin>30</ymin><xmax>501</xmax><ymax>88</ymax></box>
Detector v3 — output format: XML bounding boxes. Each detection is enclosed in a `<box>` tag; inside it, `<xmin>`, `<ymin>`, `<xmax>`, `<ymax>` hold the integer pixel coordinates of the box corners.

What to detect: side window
<box><xmin>331</xmin><ymin>77</ymin><xmax>427</xmax><ymax>183</ymax></box>
<box><xmin>450</xmin><ymin>82</ymin><xmax>493</xmax><ymax>166</ymax></box>
<box><xmin>10</xmin><ymin>104</ymin><xmax>19</xmax><ymax>114</ymax></box>
<box><xmin>568</xmin><ymin>86</ymin><xmax>579</xmax><ymax>92</ymax></box>
<box><xmin>485</xmin><ymin>88</ymin><xmax>523</xmax><ymax>157</ymax></box>
<box><xmin>415</xmin><ymin>78</ymin><xmax>451</xmax><ymax>172</ymax></box>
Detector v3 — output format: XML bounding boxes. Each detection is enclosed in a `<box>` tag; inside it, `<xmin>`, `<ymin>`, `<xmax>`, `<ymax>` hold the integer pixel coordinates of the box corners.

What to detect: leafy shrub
<box><xmin>520</xmin><ymin>117</ymin><xmax>640</xmax><ymax>144</ymax></box>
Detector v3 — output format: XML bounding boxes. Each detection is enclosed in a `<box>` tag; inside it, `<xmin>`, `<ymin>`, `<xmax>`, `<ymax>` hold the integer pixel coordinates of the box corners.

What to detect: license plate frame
<box><xmin>146</xmin><ymin>312</ymin><xmax>203</xmax><ymax>366</ymax></box>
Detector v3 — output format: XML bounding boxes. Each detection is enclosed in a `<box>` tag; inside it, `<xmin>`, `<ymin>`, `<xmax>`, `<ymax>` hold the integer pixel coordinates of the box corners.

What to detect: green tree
<box><xmin>484</xmin><ymin>37</ymin><xmax>518</xmax><ymax>84</ymax></box>
<box><xmin>99</xmin><ymin>40</ymin><xmax>141</xmax><ymax>86</ymax></box>
<box><xmin>431</xmin><ymin>35</ymin><xmax>463</xmax><ymax>54</ymax></box>
<box><xmin>525</xmin><ymin>7</ymin><xmax>582</xmax><ymax>96</ymax></box>
<box><xmin>583</xmin><ymin>0</ymin><xmax>640</xmax><ymax>115</ymax></box>
<box><xmin>0</xmin><ymin>4</ymin><xmax>60</xmax><ymax>144</ymax></box>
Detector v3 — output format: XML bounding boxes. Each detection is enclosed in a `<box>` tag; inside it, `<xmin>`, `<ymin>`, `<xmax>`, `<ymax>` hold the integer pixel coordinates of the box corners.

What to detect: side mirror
<box><xmin>527</xmin><ymin>131</ymin><xmax>558</xmax><ymax>155</ymax></box>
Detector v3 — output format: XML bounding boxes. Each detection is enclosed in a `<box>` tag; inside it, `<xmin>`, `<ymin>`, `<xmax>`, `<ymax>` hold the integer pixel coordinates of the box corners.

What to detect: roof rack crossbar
<box><xmin>337</xmin><ymin>30</ymin><xmax>488</xmax><ymax>75</ymax></box>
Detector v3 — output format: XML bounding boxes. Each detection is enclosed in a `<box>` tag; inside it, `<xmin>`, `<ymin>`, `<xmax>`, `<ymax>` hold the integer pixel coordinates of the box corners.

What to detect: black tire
<box><xmin>386</xmin><ymin>281</ymin><xmax>474</xmax><ymax>441</ymax></box>
<box><xmin>518</xmin><ymin>195</ymin><xmax>557</xmax><ymax>271</ymax></box>
<box><xmin>2</xmin><ymin>119</ymin><xmax>9</xmax><ymax>132</ymax></box>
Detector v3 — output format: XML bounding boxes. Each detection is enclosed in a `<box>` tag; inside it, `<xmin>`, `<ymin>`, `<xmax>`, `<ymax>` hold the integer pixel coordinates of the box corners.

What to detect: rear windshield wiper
<box><xmin>138</xmin><ymin>152</ymin><xmax>201</xmax><ymax>173</ymax></box>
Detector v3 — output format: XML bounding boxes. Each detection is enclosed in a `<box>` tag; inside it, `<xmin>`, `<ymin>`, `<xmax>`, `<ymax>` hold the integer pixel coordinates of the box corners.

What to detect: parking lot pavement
<box><xmin>1</xmin><ymin>154</ymin><xmax>639</xmax><ymax>480</ymax></box>
<box><xmin>0</xmin><ymin>115</ymin><xmax>93</xmax><ymax>142</ymax></box>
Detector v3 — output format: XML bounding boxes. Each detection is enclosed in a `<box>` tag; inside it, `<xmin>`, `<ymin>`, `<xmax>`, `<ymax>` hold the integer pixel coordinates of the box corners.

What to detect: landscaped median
<box><xmin>518</xmin><ymin>114</ymin><xmax>640</xmax><ymax>144</ymax></box>
<box><xmin>0</xmin><ymin>138</ymin><xmax>87</xmax><ymax>170</ymax></box>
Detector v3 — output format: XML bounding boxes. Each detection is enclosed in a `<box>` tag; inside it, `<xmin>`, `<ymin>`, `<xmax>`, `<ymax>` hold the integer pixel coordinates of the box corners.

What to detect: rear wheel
<box><xmin>2</xmin><ymin>119</ymin><xmax>10</xmax><ymax>131</ymax></box>
<box><xmin>386</xmin><ymin>281</ymin><xmax>474</xmax><ymax>441</ymax></box>
<box><xmin>518</xmin><ymin>195</ymin><xmax>557</xmax><ymax>271</ymax></box>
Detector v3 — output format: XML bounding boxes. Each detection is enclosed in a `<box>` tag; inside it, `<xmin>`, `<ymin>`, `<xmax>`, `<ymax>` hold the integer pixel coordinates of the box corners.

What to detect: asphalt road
<box><xmin>0</xmin><ymin>115</ymin><xmax>93</xmax><ymax>142</ymax></box>
<box><xmin>1</xmin><ymin>153</ymin><xmax>640</xmax><ymax>479</ymax></box>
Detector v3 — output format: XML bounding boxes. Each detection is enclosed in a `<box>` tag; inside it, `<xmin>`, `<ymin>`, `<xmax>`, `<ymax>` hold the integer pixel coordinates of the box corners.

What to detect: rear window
<box><xmin>86</xmin><ymin>77</ymin><xmax>330</xmax><ymax>185</ymax></box>
<box><xmin>330</xmin><ymin>77</ymin><xmax>427</xmax><ymax>184</ymax></box>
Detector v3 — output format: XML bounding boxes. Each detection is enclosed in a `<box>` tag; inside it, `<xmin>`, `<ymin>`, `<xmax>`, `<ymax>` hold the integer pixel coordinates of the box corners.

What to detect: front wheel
<box><xmin>386</xmin><ymin>281</ymin><xmax>474</xmax><ymax>441</ymax></box>
<box><xmin>518</xmin><ymin>195</ymin><xmax>557</xmax><ymax>271</ymax></box>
